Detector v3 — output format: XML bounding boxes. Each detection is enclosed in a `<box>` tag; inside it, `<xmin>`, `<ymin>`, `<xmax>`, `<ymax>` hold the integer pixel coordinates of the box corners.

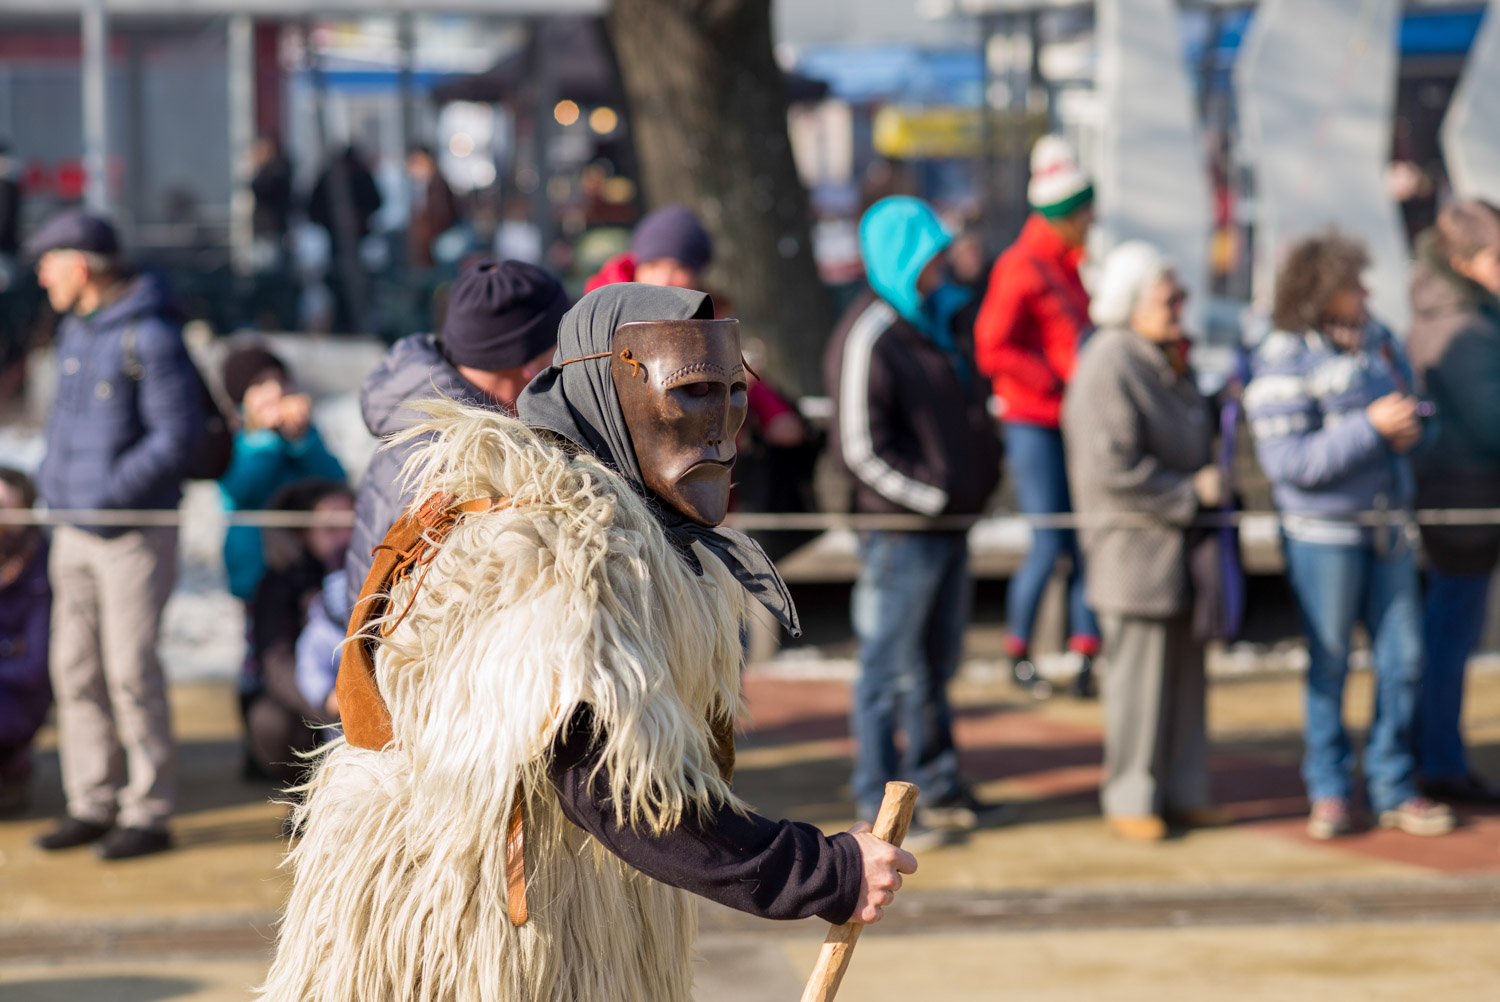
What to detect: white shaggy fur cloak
<box><xmin>258</xmin><ymin>402</ymin><xmax>748</xmax><ymax>1002</ymax></box>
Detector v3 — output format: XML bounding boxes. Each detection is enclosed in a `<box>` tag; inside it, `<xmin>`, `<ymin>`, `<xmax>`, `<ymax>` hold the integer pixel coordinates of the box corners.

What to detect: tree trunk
<box><xmin>606</xmin><ymin>0</ymin><xmax>832</xmax><ymax>396</ymax></box>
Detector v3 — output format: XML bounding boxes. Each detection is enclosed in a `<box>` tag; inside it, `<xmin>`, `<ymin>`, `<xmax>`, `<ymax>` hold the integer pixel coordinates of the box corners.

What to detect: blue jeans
<box><xmin>850</xmin><ymin>531</ymin><xmax>969</xmax><ymax>813</ymax></box>
<box><xmin>1420</xmin><ymin>569</ymin><xmax>1492</xmax><ymax>782</ymax></box>
<box><xmin>1004</xmin><ymin>423</ymin><xmax>1098</xmax><ymax>650</ymax></box>
<box><xmin>1282</xmin><ymin>538</ymin><xmax>1422</xmax><ymax>812</ymax></box>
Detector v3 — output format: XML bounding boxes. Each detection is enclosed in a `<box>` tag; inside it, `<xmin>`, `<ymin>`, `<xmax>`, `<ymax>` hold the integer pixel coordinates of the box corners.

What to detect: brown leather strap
<box><xmin>336</xmin><ymin>495</ymin><xmax>510</xmax><ymax>750</ymax></box>
<box><xmin>334</xmin><ymin>494</ymin><xmax>532</xmax><ymax>926</ymax></box>
<box><xmin>505</xmin><ymin>792</ymin><xmax>529</xmax><ymax>926</ymax></box>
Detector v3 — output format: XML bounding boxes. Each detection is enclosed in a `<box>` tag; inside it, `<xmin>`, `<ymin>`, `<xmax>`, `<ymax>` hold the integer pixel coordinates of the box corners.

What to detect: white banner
<box><xmin>1094</xmin><ymin>0</ymin><xmax>1212</xmax><ymax>338</ymax></box>
<box><xmin>1442</xmin><ymin>1</ymin><xmax>1500</xmax><ymax>201</ymax></box>
<box><xmin>1236</xmin><ymin>0</ymin><xmax>1411</xmax><ymax>332</ymax></box>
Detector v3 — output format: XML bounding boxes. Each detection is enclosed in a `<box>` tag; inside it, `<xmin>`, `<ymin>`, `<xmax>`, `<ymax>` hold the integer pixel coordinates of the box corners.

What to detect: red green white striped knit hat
<box><xmin>1028</xmin><ymin>135</ymin><xmax>1094</xmax><ymax>218</ymax></box>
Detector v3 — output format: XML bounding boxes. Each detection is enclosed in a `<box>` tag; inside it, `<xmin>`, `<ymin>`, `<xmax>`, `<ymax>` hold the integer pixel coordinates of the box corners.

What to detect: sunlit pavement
<box><xmin>3</xmin><ymin>666</ymin><xmax>1498</xmax><ymax>1001</ymax></box>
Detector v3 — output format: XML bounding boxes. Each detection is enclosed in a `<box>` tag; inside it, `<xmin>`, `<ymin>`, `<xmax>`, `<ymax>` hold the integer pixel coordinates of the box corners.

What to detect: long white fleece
<box><xmin>258</xmin><ymin>401</ymin><xmax>747</xmax><ymax>1002</ymax></box>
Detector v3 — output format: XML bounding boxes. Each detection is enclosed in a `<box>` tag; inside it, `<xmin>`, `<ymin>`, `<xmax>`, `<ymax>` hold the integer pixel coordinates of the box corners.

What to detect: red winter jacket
<box><xmin>974</xmin><ymin>214</ymin><xmax>1091</xmax><ymax>428</ymax></box>
<box><xmin>584</xmin><ymin>251</ymin><xmax>637</xmax><ymax>293</ymax></box>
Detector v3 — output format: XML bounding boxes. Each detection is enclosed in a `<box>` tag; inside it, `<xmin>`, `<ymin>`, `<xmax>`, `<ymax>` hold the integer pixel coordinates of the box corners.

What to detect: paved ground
<box><xmin>2</xmin><ymin>664</ymin><xmax>1498</xmax><ymax>1000</ymax></box>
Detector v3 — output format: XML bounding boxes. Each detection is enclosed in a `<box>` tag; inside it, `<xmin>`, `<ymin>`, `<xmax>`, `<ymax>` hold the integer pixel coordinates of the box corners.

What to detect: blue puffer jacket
<box><xmin>344</xmin><ymin>333</ymin><xmax>499</xmax><ymax>605</ymax></box>
<box><xmin>38</xmin><ymin>272</ymin><xmax>205</xmax><ymax>532</ymax></box>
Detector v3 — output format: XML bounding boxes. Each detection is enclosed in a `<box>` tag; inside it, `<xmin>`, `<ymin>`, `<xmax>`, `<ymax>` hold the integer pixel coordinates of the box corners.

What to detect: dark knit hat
<box><xmin>221</xmin><ymin>345</ymin><xmax>288</xmax><ymax>405</ymax></box>
<box><xmin>631</xmin><ymin>204</ymin><xmax>713</xmax><ymax>271</ymax></box>
<box><xmin>438</xmin><ymin>258</ymin><xmax>569</xmax><ymax>371</ymax></box>
<box><xmin>25</xmin><ymin>208</ymin><xmax>120</xmax><ymax>259</ymax></box>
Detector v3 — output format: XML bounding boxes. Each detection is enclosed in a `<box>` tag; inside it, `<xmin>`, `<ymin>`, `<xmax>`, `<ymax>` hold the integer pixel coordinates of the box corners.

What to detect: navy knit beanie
<box><xmin>630</xmin><ymin>204</ymin><xmax>713</xmax><ymax>271</ymax></box>
<box><xmin>438</xmin><ymin>259</ymin><xmax>570</xmax><ymax>371</ymax></box>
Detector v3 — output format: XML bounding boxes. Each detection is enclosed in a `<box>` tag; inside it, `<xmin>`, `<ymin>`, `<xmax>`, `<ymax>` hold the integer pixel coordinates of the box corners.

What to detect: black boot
<box><xmin>34</xmin><ymin>816</ymin><xmax>113</xmax><ymax>851</ymax></box>
<box><xmin>94</xmin><ymin>826</ymin><xmax>173</xmax><ymax>860</ymax></box>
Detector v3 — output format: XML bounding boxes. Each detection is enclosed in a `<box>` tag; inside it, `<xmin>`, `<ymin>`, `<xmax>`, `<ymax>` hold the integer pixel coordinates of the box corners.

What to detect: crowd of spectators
<box><xmin>829</xmin><ymin>137</ymin><xmax>1500</xmax><ymax>844</ymax></box>
<box><xmin>2</xmin><ymin>140</ymin><xmax>1498</xmax><ymax>860</ymax></box>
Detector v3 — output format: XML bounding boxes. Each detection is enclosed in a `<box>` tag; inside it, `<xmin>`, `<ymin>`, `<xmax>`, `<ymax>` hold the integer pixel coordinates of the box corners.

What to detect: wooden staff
<box><xmin>799</xmin><ymin>781</ymin><xmax>919</xmax><ymax>1002</ymax></box>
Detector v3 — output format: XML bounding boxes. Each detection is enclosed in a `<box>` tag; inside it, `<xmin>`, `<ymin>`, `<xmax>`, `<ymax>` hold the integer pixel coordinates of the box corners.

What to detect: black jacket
<box><xmin>1408</xmin><ymin>231</ymin><xmax>1500</xmax><ymax>574</ymax></box>
<box><xmin>548</xmin><ymin>707</ymin><xmax>861</xmax><ymax>925</ymax></box>
<box><xmin>824</xmin><ymin>289</ymin><xmax>1002</xmax><ymax>517</ymax></box>
<box><xmin>251</xmin><ymin>153</ymin><xmax>294</xmax><ymax>240</ymax></box>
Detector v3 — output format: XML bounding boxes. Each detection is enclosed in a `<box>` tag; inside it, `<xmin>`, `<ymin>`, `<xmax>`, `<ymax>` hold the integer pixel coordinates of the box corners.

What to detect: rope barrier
<box><xmin>7</xmin><ymin>506</ymin><xmax>1500</xmax><ymax>531</ymax></box>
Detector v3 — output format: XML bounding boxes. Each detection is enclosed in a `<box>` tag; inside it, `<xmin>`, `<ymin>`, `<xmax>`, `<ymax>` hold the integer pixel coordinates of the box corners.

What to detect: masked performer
<box><xmin>259</xmin><ymin>284</ymin><xmax>915</xmax><ymax>1002</ymax></box>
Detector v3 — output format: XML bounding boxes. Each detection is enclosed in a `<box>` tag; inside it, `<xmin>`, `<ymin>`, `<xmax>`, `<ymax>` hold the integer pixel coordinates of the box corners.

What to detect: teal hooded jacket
<box><xmin>858</xmin><ymin>197</ymin><xmax>972</xmax><ymax>380</ymax></box>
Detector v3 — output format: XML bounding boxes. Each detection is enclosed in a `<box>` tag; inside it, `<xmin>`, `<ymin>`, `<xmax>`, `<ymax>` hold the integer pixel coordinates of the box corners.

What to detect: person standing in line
<box><xmin>974</xmin><ymin>135</ymin><xmax>1101</xmax><ymax>698</ymax></box>
<box><xmin>1245</xmin><ymin>232</ymin><xmax>1452</xmax><ymax>840</ymax></box>
<box><xmin>1064</xmin><ymin>243</ymin><xmax>1225</xmax><ymax>842</ymax></box>
<box><xmin>825</xmin><ymin>196</ymin><xmax>1005</xmax><ymax>842</ymax></box>
<box><xmin>1406</xmin><ymin>200</ymin><xmax>1500</xmax><ymax>804</ymax></box>
<box><xmin>29</xmin><ymin>209</ymin><xmax>205</xmax><ymax>860</ymax></box>
<box><xmin>344</xmin><ymin>258</ymin><xmax>568</xmax><ymax>603</ymax></box>
<box><xmin>217</xmin><ymin>345</ymin><xmax>345</xmax><ymax>604</ymax></box>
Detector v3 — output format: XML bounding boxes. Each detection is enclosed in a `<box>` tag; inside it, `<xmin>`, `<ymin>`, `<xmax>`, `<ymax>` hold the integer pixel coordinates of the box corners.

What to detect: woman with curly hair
<box><xmin>1245</xmin><ymin>232</ymin><xmax>1452</xmax><ymax>841</ymax></box>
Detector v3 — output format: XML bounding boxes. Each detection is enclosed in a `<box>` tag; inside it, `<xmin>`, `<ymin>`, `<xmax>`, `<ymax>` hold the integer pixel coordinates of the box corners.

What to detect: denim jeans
<box><xmin>1004</xmin><ymin>422</ymin><xmax>1098</xmax><ymax>651</ymax></box>
<box><xmin>1419</xmin><ymin>569</ymin><xmax>1492</xmax><ymax>782</ymax></box>
<box><xmin>850</xmin><ymin>531</ymin><xmax>969</xmax><ymax>813</ymax></box>
<box><xmin>1282</xmin><ymin>537</ymin><xmax>1422</xmax><ymax>812</ymax></box>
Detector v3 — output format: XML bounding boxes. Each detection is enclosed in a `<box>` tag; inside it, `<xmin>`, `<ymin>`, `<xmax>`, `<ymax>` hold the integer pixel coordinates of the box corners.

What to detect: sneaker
<box><xmin>1069</xmin><ymin>656</ymin><xmax>1098</xmax><ymax>700</ymax></box>
<box><xmin>1378</xmin><ymin>797</ymin><xmax>1455</xmax><ymax>837</ymax></box>
<box><xmin>1419</xmin><ymin>774</ymin><xmax>1500</xmax><ymax>805</ymax></box>
<box><xmin>899</xmin><ymin>819</ymin><xmax>949</xmax><ymax>853</ymax></box>
<box><xmin>34</xmin><ymin>816</ymin><xmax>113</xmax><ymax>851</ymax></box>
<box><xmin>918</xmin><ymin>788</ymin><xmax>1014</xmax><ymax>832</ymax></box>
<box><xmin>1307</xmin><ymin>797</ymin><xmax>1354</xmax><ymax>840</ymax></box>
<box><xmin>93</xmin><ymin>826</ymin><xmax>173</xmax><ymax>860</ymax></box>
<box><xmin>1106</xmin><ymin>815</ymin><xmax>1167</xmax><ymax>841</ymax></box>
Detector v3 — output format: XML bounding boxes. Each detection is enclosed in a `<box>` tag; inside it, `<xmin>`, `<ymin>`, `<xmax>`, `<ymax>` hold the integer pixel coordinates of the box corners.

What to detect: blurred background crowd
<box><xmin>1</xmin><ymin>0</ymin><xmax>1499</xmax><ymax>868</ymax></box>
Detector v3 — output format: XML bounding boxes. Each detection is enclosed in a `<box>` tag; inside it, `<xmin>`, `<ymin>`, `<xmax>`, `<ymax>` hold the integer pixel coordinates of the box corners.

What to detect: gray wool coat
<box><xmin>1062</xmin><ymin>328</ymin><xmax>1213</xmax><ymax>618</ymax></box>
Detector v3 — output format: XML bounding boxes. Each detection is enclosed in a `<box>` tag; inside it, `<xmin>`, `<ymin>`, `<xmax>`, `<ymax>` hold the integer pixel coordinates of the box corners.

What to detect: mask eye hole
<box><xmin>679</xmin><ymin>381</ymin><xmax>714</xmax><ymax>399</ymax></box>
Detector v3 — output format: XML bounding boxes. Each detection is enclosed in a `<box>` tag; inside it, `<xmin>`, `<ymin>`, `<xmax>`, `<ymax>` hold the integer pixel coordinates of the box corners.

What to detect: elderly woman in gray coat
<box><xmin>1062</xmin><ymin>242</ymin><xmax>1223</xmax><ymax>842</ymax></box>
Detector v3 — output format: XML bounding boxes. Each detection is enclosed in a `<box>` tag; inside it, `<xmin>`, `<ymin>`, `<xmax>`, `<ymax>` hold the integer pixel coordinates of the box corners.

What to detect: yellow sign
<box><xmin>872</xmin><ymin>105</ymin><xmax>1040</xmax><ymax>160</ymax></box>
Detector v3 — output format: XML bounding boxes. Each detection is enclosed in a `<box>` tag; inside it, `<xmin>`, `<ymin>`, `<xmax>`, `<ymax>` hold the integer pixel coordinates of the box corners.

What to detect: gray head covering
<box><xmin>517</xmin><ymin>283</ymin><xmax>801</xmax><ymax>637</ymax></box>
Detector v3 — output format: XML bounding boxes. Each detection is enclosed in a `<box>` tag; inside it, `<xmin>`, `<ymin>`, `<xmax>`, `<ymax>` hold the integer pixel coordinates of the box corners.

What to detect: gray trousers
<box><xmin>1097</xmin><ymin>611</ymin><xmax>1210</xmax><ymax>818</ymax></box>
<box><xmin>48</xmin><ymin>525</ymin><xmax>178</xmax><ymax>829</ymax></box>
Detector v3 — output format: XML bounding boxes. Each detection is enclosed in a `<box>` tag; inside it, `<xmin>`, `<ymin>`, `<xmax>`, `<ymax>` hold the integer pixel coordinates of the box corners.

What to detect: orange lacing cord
<box><xmin>373</xmin><ymin>496</ymin><xmax>514</xmax><ymax>636</ymax></box>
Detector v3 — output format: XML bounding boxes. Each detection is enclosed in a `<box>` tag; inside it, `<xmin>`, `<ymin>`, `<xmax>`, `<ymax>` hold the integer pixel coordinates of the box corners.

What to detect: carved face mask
<box><xmin>611</xmin><ymin>319</ymin><xmax>748</xmax><ymax>526</ymax></box>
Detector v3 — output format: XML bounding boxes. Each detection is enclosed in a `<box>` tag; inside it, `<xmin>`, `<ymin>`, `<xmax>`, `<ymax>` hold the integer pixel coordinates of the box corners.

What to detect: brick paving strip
<box><xmin>4</xmin><ymin>877</ymin><xmax>1499</xmax><ymax>965</ymax></box>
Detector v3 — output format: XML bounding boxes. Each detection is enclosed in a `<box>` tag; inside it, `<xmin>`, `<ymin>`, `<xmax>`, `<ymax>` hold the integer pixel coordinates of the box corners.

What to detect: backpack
<box><xmin>121</xmin><ymin>325</ymin><xmax>236</xmax><ymax>481</ymax></box>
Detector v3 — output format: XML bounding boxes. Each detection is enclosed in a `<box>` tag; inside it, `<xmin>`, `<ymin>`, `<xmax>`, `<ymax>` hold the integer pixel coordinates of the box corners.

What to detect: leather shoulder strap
<box><xmin>335</xmin><ymin>495</ymin><xmax>510</xmax><ymax>751</ymax></box>
<box><xmin>333</xmin><ymin>493</ymin><xmax>532</xmax><ymax>927</ymax></box>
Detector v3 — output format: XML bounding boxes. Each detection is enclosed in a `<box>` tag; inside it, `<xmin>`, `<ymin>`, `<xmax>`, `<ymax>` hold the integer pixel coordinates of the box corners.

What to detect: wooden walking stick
<box><xmin>799</xmin><ymin>781</ymin><xmax>920</xmax><ymax>1002</ymax></box>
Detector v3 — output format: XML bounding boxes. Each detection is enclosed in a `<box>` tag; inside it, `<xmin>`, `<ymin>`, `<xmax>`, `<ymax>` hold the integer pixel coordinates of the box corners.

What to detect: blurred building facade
<box><xmin>0</xmin><ymin>0</ymin><xmax>1495</xmax><ymax>344</ymax></box>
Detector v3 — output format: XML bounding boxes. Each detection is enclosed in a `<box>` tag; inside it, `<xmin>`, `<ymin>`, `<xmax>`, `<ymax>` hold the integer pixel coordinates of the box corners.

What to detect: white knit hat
<box><xmin>1028</xmin><ymin>135</ymin><xmax>1094</xmax><ymax>218</ymax></box>
<box><xmin>1089</xmin><ymin>241</ymin><xmax>1174</xmax><ymax>329</ymax></box>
